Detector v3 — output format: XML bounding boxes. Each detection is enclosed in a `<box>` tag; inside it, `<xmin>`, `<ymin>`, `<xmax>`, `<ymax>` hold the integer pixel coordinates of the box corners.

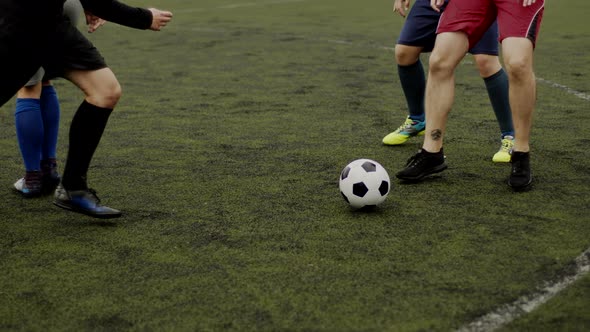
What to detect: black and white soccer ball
<box><xmin>339</xmin><ymin>159</ymin><xmax>390</xmax><ymax>209</ymax></box>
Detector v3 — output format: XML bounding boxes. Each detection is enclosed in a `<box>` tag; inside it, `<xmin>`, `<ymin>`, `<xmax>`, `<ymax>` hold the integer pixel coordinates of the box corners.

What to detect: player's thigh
<box><xmin>438</xmin><ymin>0</ymin><xmax>496</xmax><ymax>49</ymax></box>
<box><xmin>495</xmin><ymin>0</ymin><xmax>544</xmax><ymax>47</ymax></box>
<box><xmin>428</xmin><ymin>32</ymin><xmax>469</xmax><ymax>73</ymax></box>
<box><xmin>65</xmin><ymin>68</ymin><xmax>121</xmax><ymax>108</ymax></box>
<box><xmin>397</xmin><ymin>0</ymin><xmax>441</xmax><ymax>52</ymax></box>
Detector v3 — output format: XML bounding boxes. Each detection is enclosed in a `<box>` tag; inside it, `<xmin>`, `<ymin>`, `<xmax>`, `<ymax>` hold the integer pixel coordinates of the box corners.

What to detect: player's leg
<box><xmin>396</xmin><ymin>0</ymin><xmax>497</xmax><ymax>181</ymax></box>
<box><xmin>470</xmin><ymin>21</ymin><xmax>514</xmax><ymax>163</ymax></box>
<box><xmin>383</xmin><ymin>45</ymin><xmax>427</xmax><ymax>145</ymax></box>
<box><xmin>53</xmin><ymin>67</ymin><xmax>123</xmax><ymax>218</ymax></box>
<box><xmin>395</xmin><ymin>31</ymin><xmax>468</xmax><ymax>180</ymax></box>
<box><xmin>41</xmin><ymin>17</ymin><xmax>122</xmax><ymax>218</ymax></box>
<box><xmin>14</xmin><ymin>75</ymin><xmax>44</xmax><ymax>197</ymax></box>
<box><xmin>502</xmin><ymin>38</ymin><xmax>536</xmax><ymax>189</ymax></box>
<box><xmin>496</xmin><ymin>0</ymin><xmax>544</xmax><ymax>189</ymax></box>
<box><xmin>39</xmin><ymin>82</ymin><xmax>62</xmax><ymax>191</ymax></box>
<box><xmin>422</xmin><ymin>32</ymin><xmax>469</xmax><ymax>152</ymax></box>
<box><xmin>383</xmin><ymin>0</ymin><xmax>440</xmax><ymax>145</ymax></box>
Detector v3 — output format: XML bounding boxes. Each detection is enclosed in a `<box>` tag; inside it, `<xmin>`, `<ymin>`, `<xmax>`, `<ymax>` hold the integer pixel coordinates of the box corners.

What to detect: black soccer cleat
<box><xmin>53</xmin><ymin>184</ymin><xmax>122</xmax><ymax>219</ymax></box>
<box><xmin>396</xmin><ymin>148</ymin><xmax>447</xmax><ymax>181</ymax></box>
<box><xmin>508</xmin><ymin>151</ymin><xmax>532</xmax><ymax>190</ymax></box>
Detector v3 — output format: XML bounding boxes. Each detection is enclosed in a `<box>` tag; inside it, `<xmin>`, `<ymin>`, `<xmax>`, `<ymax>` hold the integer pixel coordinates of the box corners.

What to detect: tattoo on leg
<box><xmin>431</xmin><ymin>129</ymin><xmax>442</xmax><ymax>141</ymax></box>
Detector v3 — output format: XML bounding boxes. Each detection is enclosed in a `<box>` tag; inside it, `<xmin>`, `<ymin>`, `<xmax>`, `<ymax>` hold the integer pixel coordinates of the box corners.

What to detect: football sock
<box><xmin>398</xmin><ymin>60</ymin><xmax>426</xmax><ymax>122</ymax></box>
<box><xmin>484</xmin><ymin>69</ymin><xmax>514</xmax><ymax>138</ymax></box>
<box><xmin>62</xmin><ymin>100</ymin><xmax>113</xmax><ymax>191</ymax></box>
<box><xmin>39</xmin><ymin>85</ymin><xmax>60</xmax><ymax>160</ymax></box>
<box><xmin>15</xmin><ymin>98</ymin><xmax>43</xmax><ymax>171</ymax></box>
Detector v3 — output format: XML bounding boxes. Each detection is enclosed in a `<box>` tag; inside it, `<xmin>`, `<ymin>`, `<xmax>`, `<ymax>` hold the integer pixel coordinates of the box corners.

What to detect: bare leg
<box><xmin>422</xmin><ymin>32</ymin><xmax>469</xmax><ymax>153</ymax></box>
<box><xmin>501</xmin><ymin>37</ymin><xmax>536</xmax><ymax>153</ymax></box>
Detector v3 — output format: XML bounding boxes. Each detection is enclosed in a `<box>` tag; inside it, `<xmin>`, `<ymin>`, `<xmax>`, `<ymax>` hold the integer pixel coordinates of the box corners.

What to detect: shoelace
<box><xmin>501</xmin><ymin>139</ymin><xmax>513</xmax><ymax>151</ymax></box>
<box><xmin>511</xmin><ymin>160</ymin><xmax>526</xmax><ymax>175</ymax></box>
<box><xmin>406</xmin><ymin>152</ymin><xmax>426</xmax><ymax>168</ymax></box>
<box><xmin>85</xmin><ymin>188</ymin><xmax>101</xmax><ymax>204</ymax></box>
<box><xmin>396</xmin><ymin>118</ymin><xmax>415</xmax><ymax>132</ymax></box>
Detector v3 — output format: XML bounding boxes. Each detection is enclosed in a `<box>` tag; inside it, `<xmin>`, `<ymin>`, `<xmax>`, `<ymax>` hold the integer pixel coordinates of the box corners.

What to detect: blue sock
<box><xmin>15</xmin><ymin>98</ymin><xmax>44</xmax><ymax>171</ymax></box>
<box><xmin>484</xmin><ymin>69</ymin><xmax>514</xmax><ymax>138</ymax></box>
<box><xmin>398</xmin><ymin>60</ymin><xmax>426</xmax><ymax>122</ymax></box>
<box><xmin>40</xmin><ymin>85</ymin><xmax>60</xmax><ymax>160</ymax></box>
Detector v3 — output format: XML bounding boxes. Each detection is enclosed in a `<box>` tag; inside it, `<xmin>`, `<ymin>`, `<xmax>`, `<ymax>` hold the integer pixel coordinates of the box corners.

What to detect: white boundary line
<box><xmin>457</xmin><ymin>248</ymin><xmax>590</xmax><ymax>332</ymax></box>
<box><xmin>173</xmin><ymin>0</ymin><xmax>307</xmax><ymax>14</ymax></box>
<box><xmin>536</xmin><ymin>77</ymin><xmax>590</xmax><ymax>101</ymax></box>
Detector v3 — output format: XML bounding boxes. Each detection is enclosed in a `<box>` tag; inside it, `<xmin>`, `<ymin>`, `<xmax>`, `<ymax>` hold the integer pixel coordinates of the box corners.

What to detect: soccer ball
<box><xmin>339</xmin><ymin>159</ymin><xmax>390</xmax><ymax>209</ymax></box>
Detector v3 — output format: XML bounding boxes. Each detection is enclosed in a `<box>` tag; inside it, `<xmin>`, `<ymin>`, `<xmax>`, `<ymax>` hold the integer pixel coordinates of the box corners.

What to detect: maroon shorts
<box><xmin>437</xmin><ymin>0</ymin><xmax>544</xmax><ymax>49</ymax></box>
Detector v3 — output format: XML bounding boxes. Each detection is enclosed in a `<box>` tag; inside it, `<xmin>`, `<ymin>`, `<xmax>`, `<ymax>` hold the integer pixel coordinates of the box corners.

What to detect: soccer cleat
<box><xmin>508</xmin><ymin>151</ymin><xmax>532</xmax><ymax>190</ymax></box>
<box><xmin>396</xmin><ymin>148</ymin><xmax>447</xmax><ymax>181</ymax></box>
<box><xmin>41</xmin><ymin>158</ymin><xmax>61</xmax><ymax>192</ymax></box>
<box><xmin>492</xmin><ymin>135</ymin><xmax>514</xmax><ymax>163</ymax></box>
<box><xmin>13</xmin><ymin>171</ymin><xmax>42</xmax><ymax>198</ymax></box>
<box><xmin>382</xmin><ymin>116</ymin><xmax>426</xmax><ymax>145</ymax></box>
<box><xmin>53</xmin><ymin>184</ymin><xmax>122</xmax><ymax>219</ymax></box>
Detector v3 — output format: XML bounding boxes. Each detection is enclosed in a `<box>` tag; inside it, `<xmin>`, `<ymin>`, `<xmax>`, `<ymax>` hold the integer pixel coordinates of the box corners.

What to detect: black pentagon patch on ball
<box><xmin>352</xmin><ymin>182</ymin><xmax>369</xmax><ymax>197</ymax></box>
<box><xmin>361</xmin><ymin>161</ymin><xmax>377</xmax><ymax>172</ymax></box>
<box><xmin>341</xmin><ymin>166</ymin><xmax>351</xmax><ymax>180</ymax></box>
<box><xmin>340</xmin><ymin>191</ymin><xmax>350</xmax><ymax>203</ymax></box>
<box><xmin>379</xmin><ymin>180</ymin><xmax>389</xmax><ymax>196</ymax></box>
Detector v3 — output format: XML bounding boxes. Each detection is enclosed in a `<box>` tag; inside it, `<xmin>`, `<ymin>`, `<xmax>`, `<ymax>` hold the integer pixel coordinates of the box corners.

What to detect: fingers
<box><xmin>392</xmin><ymin>2</ymin><xmax>409</xmax><ymax>17</ymax></box>
<box><xmin>430</xmin><ymin>0</ymin><xmax>443</xmax><ymax>12</ymax></box>
<box><xmin>148</xmin><ymin>8</ymin><xmax>173</xmax><ymax>31</ymax></box>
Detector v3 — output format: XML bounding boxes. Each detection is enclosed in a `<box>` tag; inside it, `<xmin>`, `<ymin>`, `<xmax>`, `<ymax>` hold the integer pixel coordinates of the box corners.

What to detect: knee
<box><xmin>427</xmin><ymin>52</ymin><xmax>455</xmax><ymax>78</ymax></box>
<box><xmin>395</xmin><ymin>44</ymin><xmax>420</xmax><ymax>66</ymax></box>
<box><xmin>504</xmin><ymin>56</ymin><xmax>532</xmax><ymax>83</ymax></box>
<box><xmin>474</xmin><ymin>54</ymin><xmax>501</xmax><ymax>78</ymax></box>
<box><xmin>90</xmin><ymin>79</ymin><xmax>122</xmax><ymax>109</ymax></box>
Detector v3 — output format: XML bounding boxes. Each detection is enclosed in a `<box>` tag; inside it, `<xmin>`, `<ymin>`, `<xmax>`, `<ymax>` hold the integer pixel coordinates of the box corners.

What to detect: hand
<box><xmin>522</xmin><ymin>0</ymin><xmax>536</xmax><ymax>6</ymax></box>
<box><xmin>85</xmin><ymin>11</ymin><xmax>106</xmax><ymax>33</ymax></box>
<box><xmin>430</xmin><ymin>0</ymin><xmax>445</xmax><ymax>12</ymax></box>
<box><xmin>393</xmin><ymin>0</ymin><xmax>411</xmax><ymax>18</ymax></box>
<box><xmin>148</xmin><ymin>8</ymin><xmax>173</xmax><ymax>31</ymax></box>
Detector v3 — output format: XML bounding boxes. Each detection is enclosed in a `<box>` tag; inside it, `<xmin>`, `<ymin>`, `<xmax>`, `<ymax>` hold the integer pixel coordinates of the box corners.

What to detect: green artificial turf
<box><xmin>0</xmin><ymin>0</ymin><xmax>588</xmax><ymax>330</ymax></box>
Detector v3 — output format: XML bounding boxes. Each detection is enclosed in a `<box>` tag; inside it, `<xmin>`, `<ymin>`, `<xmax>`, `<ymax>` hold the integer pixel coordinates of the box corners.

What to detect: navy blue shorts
<box><xmin>397</xmin><ymin>0</ymin><xmax>499</xmax><ymax>55</ymax></box>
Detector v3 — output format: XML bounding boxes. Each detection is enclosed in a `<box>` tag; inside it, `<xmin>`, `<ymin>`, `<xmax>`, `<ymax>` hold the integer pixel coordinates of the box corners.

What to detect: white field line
<box><xmin>536</xmin><ymin>77</ymin><xmax>590</xmax><ymax>101</ymax></box>
<box><xmin>173</xmin><ymin>0</ymin><xmax>307</xmax><ymax>14</ymax></box>
<box><xmin>457</xmin><ymin>248</ymin><xmax>590</xmax><ymax>332</ymax></box>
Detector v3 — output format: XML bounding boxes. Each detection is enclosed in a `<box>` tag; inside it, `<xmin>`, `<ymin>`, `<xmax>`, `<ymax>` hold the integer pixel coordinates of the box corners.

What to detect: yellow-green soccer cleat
<box><xmin>492</xmin><ymin>135</ymin><xmax>514</xmax><ymax>163</ymax></box>
<box><xmin>382</xmin><ymin>116</ymin><xmax>426</xmax><ymax>145</ymax></box>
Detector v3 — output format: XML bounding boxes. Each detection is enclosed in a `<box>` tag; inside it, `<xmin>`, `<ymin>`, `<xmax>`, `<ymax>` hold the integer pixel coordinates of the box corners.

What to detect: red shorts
<box><xmin>437</xmin><ymin>0</ymin><xmax>544</xmax><ymax>48</ymax></box>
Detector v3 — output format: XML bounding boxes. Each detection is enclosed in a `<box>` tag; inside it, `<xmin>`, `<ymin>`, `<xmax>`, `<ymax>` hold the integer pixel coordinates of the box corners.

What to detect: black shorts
<box><xmin>0</xmin><ymin>14</ymin><xmax>107</xmax><ymax>106</ymax></box>
<box><xmin>42</xmin><ymin>17</ymin><xmax>108</xmax><ymax>80</ymax></box>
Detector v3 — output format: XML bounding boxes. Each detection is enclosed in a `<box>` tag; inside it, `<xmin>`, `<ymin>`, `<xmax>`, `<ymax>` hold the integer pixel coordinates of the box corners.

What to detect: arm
<box><xmin>79</xmin><ymin>0</ymin><xmax>153</xmax><ymax>30</ymax></box>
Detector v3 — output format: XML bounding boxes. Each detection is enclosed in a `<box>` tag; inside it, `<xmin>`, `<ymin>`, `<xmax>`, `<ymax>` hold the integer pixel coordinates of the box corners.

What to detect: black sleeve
<box><xmin>80</xmin><ymin>0</ymin><xmax>153</xmax><ymax>30</ymax></box>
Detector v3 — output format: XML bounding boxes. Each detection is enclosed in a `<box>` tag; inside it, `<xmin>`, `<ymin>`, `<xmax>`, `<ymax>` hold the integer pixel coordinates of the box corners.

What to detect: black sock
<box><xmin>398</xmin><ymin>60</ymin><xmax>426</xmax><ymax>121</ymax></box>
<box><xmin>62</xmin><ymin>101</ymin><xmax>113</xmax><ymax>190</ymax></box>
